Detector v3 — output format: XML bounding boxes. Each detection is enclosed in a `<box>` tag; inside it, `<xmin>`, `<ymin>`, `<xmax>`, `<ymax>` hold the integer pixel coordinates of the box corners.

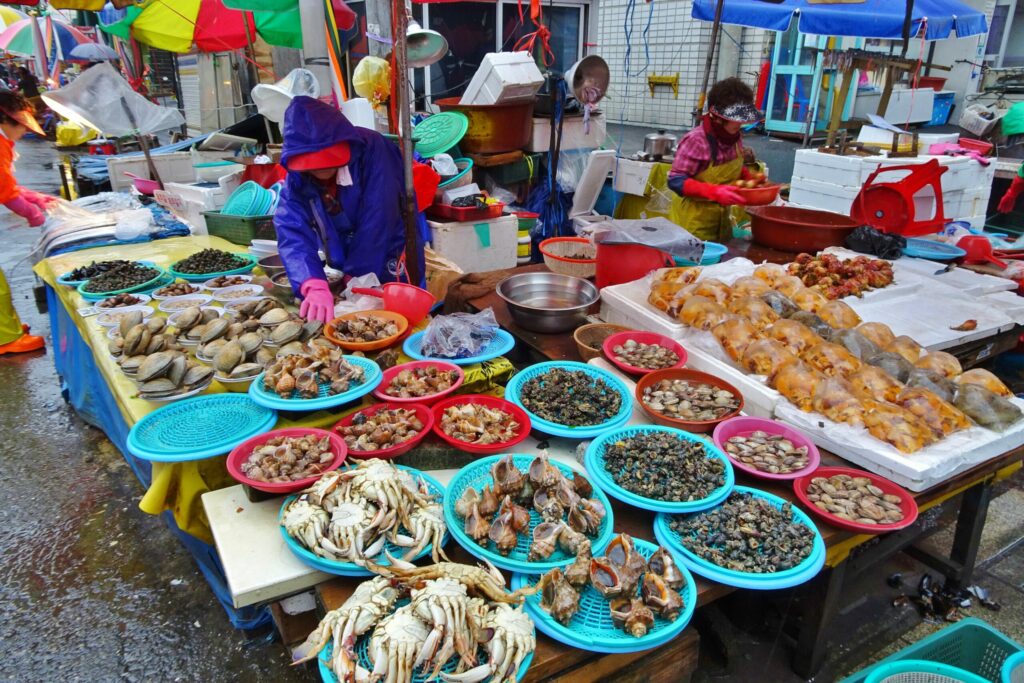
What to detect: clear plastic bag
<box><xmin>421</xmin><ymin>308</ymin><xmax>499</xmax><ymax>359</ymax></box>
<box><xmin>587</xmin><ymin>217</ymin><xmax>704</xmax><ymax>263</ymax></box>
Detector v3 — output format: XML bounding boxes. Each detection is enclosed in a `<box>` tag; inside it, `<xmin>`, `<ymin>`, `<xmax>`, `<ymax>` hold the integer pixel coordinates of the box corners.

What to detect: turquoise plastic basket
<box><xmin>674</xmin><ymin>241</ymin><xmax>728</xmax><ymax>266</ymax></box>
<box><xmin>1003</xmin><ymin>650</ymin><xmax>1024</xmax><ymax>683</ymax></box>
<box><xmin>584</xmin><ymin>425</ymin><xmax>734</xmax><ymax>514</ymax></box>
<box><xmin>248</xmin><ymin>356</ymin><xmax>382</xmax><ymax>411</ymax></box>
<box><xmin>653</xmin><ymin>486</ymin><xmax>825</xmax><ymax>590</ymax></box>
<box><xmin>167</xmin><ymin>253</ymin><xmax>258</xmax><ymax>282</ymax></box>
<box><xmin>127</xmin><ymin>394</ymin><xmax>277</xmax><ymax>462</ymax></box>
<box><xmin>76</xmin><ymin>262</ymin><xmax>166</xmax><ymax>301</ymax></box>
<box><xmin>840</xmin><ymin>618</ymin><xmax>1023</xmax><ymax>683</ymax></box>
<box><xmin>222</xmin><ymin>180</ymin><xmax>270</xmax><ymax>216</ymax></box>
<box><xmin>511</xmin><ymin>538</ymin><xmax>697</xmax><ymax>654</ymax></box>
<box><xmin>279</xmin><ymin>466</ymin><xmax>447</xmax><ymax>577</ymax></box>
<box><xmin>866</xmin><ymin>660</ymin><xmax>990</xmax><ymax>683</ymax></box>
<box><xmin>402</xmin><ymin>329</ymin><xmax>516</xmax><ymax>366</ymax></box>
<box><xmin>504</xmin><ymin>361</ymin><xmax>634</xmax><ymax>439</ymax></box>
<box><xmin>318</xmin><ymin>616</ymin><xmax>535</xmax><ymax>683</ymax></box>
<box><xmin>442</xmin><ymin>454</ymin><xmax>615</xmax><ymax>574</ymax></box>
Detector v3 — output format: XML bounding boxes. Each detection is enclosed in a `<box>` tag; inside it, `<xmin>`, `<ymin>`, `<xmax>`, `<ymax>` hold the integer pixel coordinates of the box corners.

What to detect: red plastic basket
<box><xmin>431</xmin><ymin>394</ymin><xmax>532</xmax><ymax>454</ymax></box>
<box><xmin>601</xmin><ymin>331</ymin><xmax>688</xmax><ymax>376</ymax></box>
<box><xmin>793</xmin><ymin>466</ymin><xmax>918</xmax><ymax>534</ymax></box>
<box><xmin>427</xmin><ymin>199</ymin><xmax>504</xmax><ymax>221</ymax></box>
<box><xmin>958</xmin><ymin>138</ymin><xmax>994</xmax><ymax>156</ymax></box>
<box><xmin>226</xmin><ymin>428</ymin><xmax>347</xmax><ymax>494</ymax></box>
<box><xmin>333</xmin><ymin>402</ymin><xmax>434</xmax><ymax>460</ymax></box>
<box><xmin>712</xmin><ymin>416</ymin><xmax>820</xmax><ymax>481</ymax></box>
<box><xmin>372</xmin><ymin>360</ymin><xmax>465</xmax><ymax>405</ymax></box>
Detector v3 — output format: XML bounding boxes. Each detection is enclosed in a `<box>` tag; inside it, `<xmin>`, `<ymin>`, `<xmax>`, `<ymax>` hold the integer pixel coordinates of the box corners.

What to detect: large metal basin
<box><xmin>496</xmin><ymin>272</ymin><xmax>599</xmax><ymax>334</ymax></box>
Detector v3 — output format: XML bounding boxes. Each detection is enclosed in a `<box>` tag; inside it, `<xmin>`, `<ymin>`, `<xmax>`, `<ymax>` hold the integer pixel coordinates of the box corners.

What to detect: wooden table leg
<box><xmin>792</xmin><ymin>560</ymin><xmax>848</xmax><ymax>678</ymax></box>
<box><xmin>825</xmin><ymin>66</ymin><xmax>854</xmax><ymax>148</ymax></box>
<box><xmin>906</xmin><ymin>480</ymin><xmax>994</xmax><ymax>589</ymax></box>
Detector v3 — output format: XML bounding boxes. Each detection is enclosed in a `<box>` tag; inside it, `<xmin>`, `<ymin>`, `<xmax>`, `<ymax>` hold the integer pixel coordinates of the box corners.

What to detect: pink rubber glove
<box><xmin>21</xmin><ymin>189</ymin><xmax>58</xmax><ymax>209</ymax></box>
<box><xmin>5</xmin><ymin>194</ymin><xmax>44</xmax><ymax>226</ymax></box>
<box><xmin>682</xmin><ymin>178</ymin><xmax>746</xmax><ymax>206</ymax></box>
<box><xmin>299</xmin><ymin>278</ymin><xmax>334</xmax><ymax>324</ymax></box>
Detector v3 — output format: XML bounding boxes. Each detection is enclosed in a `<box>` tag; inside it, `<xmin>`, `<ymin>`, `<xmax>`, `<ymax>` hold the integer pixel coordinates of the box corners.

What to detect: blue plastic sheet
<box><xmin>45</xmin><ymin>285</ymin><xmax>271</xmax><ymax>631</ymax></box>
<box><xmin>75</xmin><ymin>134</ymin><xmax>211</xmax><ymax>182</ymax></box>
<box><xmin>691</xmin><ymin>0</ymin><xmax>987</xmax><ymax>40</ymax></box>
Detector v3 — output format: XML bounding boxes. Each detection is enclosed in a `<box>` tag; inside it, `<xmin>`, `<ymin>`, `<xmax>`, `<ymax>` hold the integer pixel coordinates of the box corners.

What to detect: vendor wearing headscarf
<box><xmin>274</xmin><ymin>96</ymin><xmax>430</xmax><ymax>324</ymax></box>
<box><xmin>667</xmin><ymin>77</ymin><xmax>763</xmax><ymax>242</ymax></box>
<box><xmin>0</xmin><ymin>89</ymin><xmax>54</xmax><ymax>354</ymax></box>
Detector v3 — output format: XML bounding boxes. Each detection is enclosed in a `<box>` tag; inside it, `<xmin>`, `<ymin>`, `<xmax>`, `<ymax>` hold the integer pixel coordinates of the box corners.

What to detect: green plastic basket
<box><xmin>202</xmin><ymin>211</ymin><xmax>276</xmax><ymax>246</ymax></box>
<box><xmin>842</xmin><ymin>618</ymin><xmax>1023</xmax><ymax>683</ymax></box>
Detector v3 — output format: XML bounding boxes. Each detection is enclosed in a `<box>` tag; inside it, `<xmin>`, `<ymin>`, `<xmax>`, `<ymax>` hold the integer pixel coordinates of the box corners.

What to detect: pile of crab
<box><xmin>281</xmin><ymin>458</ymin><xmax>448</xmax><ymax>566</ymax></box>
<box><xmin>293</xmin><ymin>559</ymin><xmax>537</xmax><ymax>683</ymax></box>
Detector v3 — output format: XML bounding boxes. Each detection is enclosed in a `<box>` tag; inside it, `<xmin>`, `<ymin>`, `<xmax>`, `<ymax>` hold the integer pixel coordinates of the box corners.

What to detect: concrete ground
<box><xmin>0</xmin><ymin>138</ymin><xmax>1020</xmax><ymax>682</ymax></box>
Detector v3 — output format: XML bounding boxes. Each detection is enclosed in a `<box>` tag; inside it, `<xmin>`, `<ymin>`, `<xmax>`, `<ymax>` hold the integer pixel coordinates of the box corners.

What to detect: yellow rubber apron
<box><xmin>0</xmin><ymin>267</ymin><xmax>25</xmax><ymax>345</ymax></box>
<box><xmin>675</xmin><ymin>143</ymin><xmax>744</xmax><ymax>242</ymax></box>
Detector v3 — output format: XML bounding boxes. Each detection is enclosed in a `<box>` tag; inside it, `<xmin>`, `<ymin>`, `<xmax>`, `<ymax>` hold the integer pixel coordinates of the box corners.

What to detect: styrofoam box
<box><xmin>426</xmin><ymin>214</ymin><xmax>518</xmax><ymax>273</ymax></box>
<box><xmin>789</xmin><ymin>176</ymin><xmax>973</xmax><ymax>221</ymax></box>
<box><xmin>856</xmin><ymin>125</ymin><xmax>959</xmax><ymax>149</ymax></box>
<box><xmin>163</xmin><ymin>181</ymin><xmax>227</xmax><ymax>210</ymax></box>
<box><xmin>852</xmin><ymin>88</ymin><xmax>935</xmax><ymax>124</ymax></box>
<box><xmin>792</xmin><ymin>149</ymin><xmax>993</xmax><ymax>193</ymax></box>
<box><xmin>108</xmin><ymin>152</ymin><xmax>196</xmax><ymax>192</ymax></box>
<box><xmin>527</xmin><ymin>113</ymin><xmax>607</xmax><ymax>153</ymax></box>
<box><xmin>460</xmin><ymin>52</ymin><xmax>543</xmax><ymax>106</ymax></box>
<box><xmin>612</xmin><ymin>157</ymin><xmax>654</xmax><ymax>196</ymax></box>
<box><xmin>161</xmin><ymin>195</ymin><xmax>209</xmax><ymax>234</ymax></box>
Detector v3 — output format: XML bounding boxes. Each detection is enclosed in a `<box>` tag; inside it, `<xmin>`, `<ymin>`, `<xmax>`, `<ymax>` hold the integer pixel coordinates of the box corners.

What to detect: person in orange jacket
<box><xmin>0</xmin><ymin>89</ymin><xmax>57</xmax><ymax>355</ymax></box>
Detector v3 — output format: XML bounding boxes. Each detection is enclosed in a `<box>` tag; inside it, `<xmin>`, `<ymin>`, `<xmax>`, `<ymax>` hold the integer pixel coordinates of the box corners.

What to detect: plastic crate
<box><xmin>841</xmin><ymin>618</ymin><xmax>1023</xmax><ymax>683</ymax></box>
<box><xmin>925</xmin><ymin>93</ymin><xmax>955</xmax><ymax>127</ymax></box>
<box><xmin>202</xmin><ymin>211</ymin><xmax>276</xmax><ymax>245</ymax></box>
<box><xmin>427</xmin><ymin>199</ymin><xmax>504</xmax><ymax>221</ymax></box>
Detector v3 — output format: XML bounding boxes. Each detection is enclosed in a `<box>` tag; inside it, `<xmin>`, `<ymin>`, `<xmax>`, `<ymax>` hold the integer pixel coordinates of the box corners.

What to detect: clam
<box><xmin>137</xmin><ymin>350</ymin><xmax>176</xmax><ymax>382</ymax></box>
<box><xmin>167</xmin><ymin>354</ymin><xmax>188</xmax><ymax>386</ymax></box>
<box><xmin>300</xmin><ymin>320</ymin><xmax>324</xmax><ymax>342</ymax></box>
<box><xmin>183</xmin><ymin>365</ymin><xmax>214</xmax><ymax>387</ymax></box>
<box><xmin>186</xmin><ymin>323</ymin><xmax>207</xmax><ymax>341</ymax></box>
<box><xmin>200</xmin><ymin>308</ymin><xmax>220</xmax><ymax>323</ymax></box>
<box><xmin>174</xmin><ymin>306</ymin><xmax>202</xmax><ymax>331</ymax></box>
<box><xmin>277</xmin><ymin>341</ymin><xmax>305</xmax><ymax>358</ymax></box>
<box><xmin>200</xmin><ymin>338</ymin><xmax>227</xmax><ymax>359</ymax></box>
<box><xmin>260</xmin><ymin>308</ymin><xmax>291</xmax><ymax>326</ymax></box>
<box><xmin>253</xmin><ymin>298</ymin><xmax>278</xmax><ymax>319</ymax></box>
<box><xmin>145</xmin><ymin>333</ymin><xmax>166</xmax><ymax>355</ymax></box>
<box><xmin>120</xmin><ymin>355</ymin><xmax>145</xmax><ymax>374</ymax></box>
<box><xmin>200</xmin><ymin>318</ymin><xmax>230</xmax><ymax>344</ymax></box>
<box><xmin>214</xmin><ymin>340</ymin><xmax>244</xmax><ymax>373</ymax></box>
<box><xmin>225</xmin><ymin>322</ymin><xmax>245</xmax><ymax>339</ymax></box>
<box><xmin>145</xmin><ymin>317</ymin><xmax>166</xmax><ymax>334</ymax></box>
<box><xmin>139</xmin><ymin>378</ymin><xmax>179</xmax><ymax>398</ymax></box>
<box><xmin>270</xmin><ymin>320</ymin><xmax>304</xmax><ymax>346</ymax></box>
<box><xmin>229</xmin><ymin>363</ymin><xmax>262</xmax><ymax>379</ymax></box>
<box><xmin>122</xmin><ymin>324</ymin><xmax>145</xmax><ymax>356</ymax></box>
<box><xmin>119</xmin><ymin>310</ymin><xmax>143</xmax><ymax>338</ymax></box>
<box><xmin>255</xmin><ymin>347</ymin><xmax>275</xmax><ymax>367</ymax></box>
<box><xmin>107</xmin><ymin>339</ymin><xmax>123</xmax><ymax>357</ymax></box>
<box><xmin>238</xmin><ymin>332</ymin><xmax>262</xmax><ymax>355</ymax></box>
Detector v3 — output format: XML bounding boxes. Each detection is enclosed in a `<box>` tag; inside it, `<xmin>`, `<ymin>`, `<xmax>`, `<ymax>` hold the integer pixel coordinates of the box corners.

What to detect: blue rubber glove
<box><xmin>299</xmin><ymin>278</ymin><xmax>334</xmax><ymax>324</ymax></box>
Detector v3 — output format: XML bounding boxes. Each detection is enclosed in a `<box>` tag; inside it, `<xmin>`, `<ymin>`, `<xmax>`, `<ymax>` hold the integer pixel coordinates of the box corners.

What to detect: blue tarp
<box><xmin>692</xmin><ymin>0</ymin><xmax>987</xmax><ymax>40</ymax></box>
<box><xmin>46</xmin><ymin>285</ymin><xmax>271</xmax><ymax>631</ymax></box>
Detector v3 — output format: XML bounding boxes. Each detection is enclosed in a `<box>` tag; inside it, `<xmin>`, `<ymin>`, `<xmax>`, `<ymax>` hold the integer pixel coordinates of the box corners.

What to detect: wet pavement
<box><xmin>0</xmin><ymin>137</ymin><xmax>1021</xmax><ymax>682</ymax></box>
<box><xmin>0</xmin><ymin>139</ymin><xmax>310</xmax><ymax>682</ymax></box>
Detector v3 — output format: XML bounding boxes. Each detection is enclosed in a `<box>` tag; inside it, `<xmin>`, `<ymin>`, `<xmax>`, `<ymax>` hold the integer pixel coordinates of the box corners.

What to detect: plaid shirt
<box><xmin>668</xmin><ymin>126</ymin><xmax>742</xmax><ymax>183</ymax></box>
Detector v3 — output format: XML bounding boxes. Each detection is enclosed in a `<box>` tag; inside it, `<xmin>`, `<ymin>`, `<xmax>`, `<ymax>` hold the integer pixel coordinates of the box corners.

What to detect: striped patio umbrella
<box><xmin>0</xmin><ymin>16</ymin><xmax>88</xmax><ymax>59</ymax></box>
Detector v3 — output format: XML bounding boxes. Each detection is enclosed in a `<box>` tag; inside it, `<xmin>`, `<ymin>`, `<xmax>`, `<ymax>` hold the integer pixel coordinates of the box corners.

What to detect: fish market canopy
<box><xmin>691</xmin><ymin>0</ymin><xmax>987</xmax><ymax>40</ymax></box>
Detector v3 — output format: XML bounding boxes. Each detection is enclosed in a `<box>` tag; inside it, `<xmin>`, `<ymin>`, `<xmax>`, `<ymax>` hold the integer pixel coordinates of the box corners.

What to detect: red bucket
<box><xmin>595</xmin><ymin>243</ymin><xmax>674</xmax><ymax>289</ymax></box>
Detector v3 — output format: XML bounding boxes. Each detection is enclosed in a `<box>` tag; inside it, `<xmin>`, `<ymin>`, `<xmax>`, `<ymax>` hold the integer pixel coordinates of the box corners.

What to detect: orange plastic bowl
<box><xmin>325</xmin><ymin>310</ymin><xmax>409</xmax><ymax>352</ymax></box>
<box><xmin>333</xmin><ymin>402</ymin><xmax>434</xmax><ymax>460</ymax></box>
<box><xmin>635</xmin><ymin>368</ymin><xmax>744</xmax><ymax>433</ymax></box>
<box><xmin>431</xmin><ymin>394</ymin><xmax>532</xmax><ymax>455</ymax></box>
<box><xmin>226</xmin><ymin>427</ymin><xmax>347</xmax><ymax>494</ymax></box>
<box><xmin>734</xmin><ymin>183</ymin><xmax>781</xmax><ymax>206</ymax></box>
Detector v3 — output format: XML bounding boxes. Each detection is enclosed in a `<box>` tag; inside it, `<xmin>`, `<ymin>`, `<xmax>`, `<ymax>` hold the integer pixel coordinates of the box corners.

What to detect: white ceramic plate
<box><xmin>211</xmin><ymin>283</ymin><xmax>266</xmax><ymax>302</ymax></box>
<box><xmin>95</xmin><ymin>306</ymin><xmax>153</xmax><ymax>328</ymax></box>
<box><xmin>158</xmin><ymin>294</ymin><xmax>215</xmax><ymax>313</ymax></box>
<box><xmin>201</xmin><ymin>274</ymin><xmax>254</xmax><ymax>290</ymax></box>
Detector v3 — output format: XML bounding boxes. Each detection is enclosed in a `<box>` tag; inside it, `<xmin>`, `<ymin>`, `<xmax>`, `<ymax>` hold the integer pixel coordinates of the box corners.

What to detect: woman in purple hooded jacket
<box><xmin>274</xmin><ymin>96</ymin><xmax>425</xmax><ymax>323</ymax></box>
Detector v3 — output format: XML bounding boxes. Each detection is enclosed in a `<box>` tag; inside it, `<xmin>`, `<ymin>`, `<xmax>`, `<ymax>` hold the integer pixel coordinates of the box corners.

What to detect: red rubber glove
<box><xmin>998</xmin><ymin>176</ymin><xmax>1024</xmax><ymax>214</ymax></box>
<box><xmin>299</xmin><ymin>278</ymin><xmax>334</xmax><ymax>324</ymax></box>
<box><xmin>5</xmin><ymin>194</ymin><xmax>44</xmax><ymax>226</ymax></box>
<box><xmin>682</xmin><ymin>178</ymin><xmax>747</xmax><ymax>206</ymax></box>
<box><xmin>21</xmin><ymin>189</ymin><xmax>58</xmax><ymax>209</ymax></box>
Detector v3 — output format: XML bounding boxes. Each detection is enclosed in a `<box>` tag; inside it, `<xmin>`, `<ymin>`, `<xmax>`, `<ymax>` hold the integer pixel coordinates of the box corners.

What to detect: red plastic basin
<box><xmin>332</xmin><ymin>402</ymin><xmax>434</xmax><ymax>460</ymax></box>
<box><xmin>793</xmin><ymin>466</ymin><xmax>918</xmax><ymax>534</ymax></box>
<box><xmin>747</xmin><ymin>205</ymin><xmax>860</xmax><ymax>253</ymax></box>
<box><xmin>601</xmin><ymin>331</ymin><xmax>688</xmax><ymax>376</ymax></box>
<box><xmin>431</xmin><ymin>394</ymin><xmax>532</xmax><ymax>455</ymax></box>
<box><xmin>226</xmin><ymin>428</ymin><xmax>347</xmax><ymax>494</ymax></box>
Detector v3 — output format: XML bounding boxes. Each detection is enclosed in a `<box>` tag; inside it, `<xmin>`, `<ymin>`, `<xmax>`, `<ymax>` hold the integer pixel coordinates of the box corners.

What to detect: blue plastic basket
<box><xmin>584</xmin><ymin>425</ymin><xmax>734</xmax><ymax>514</ymax></box>
<box><xmin>511</xmin><ymin>537</ymin><xmax>697</xmax><ymax>654</ymax></box>
<box><xmin>222</xmin><ymin>180</ymin><xmax>271</xmax><ymax>216</ymax></box>
<box><xmin>402</xmin><ymin>329</ymin><xmax>516</xmax><ymax>366</ymax></box>
<box><xmin>127</xmin><ymin>394</ymin><xmax>277</xmax><ymax>462</ymax></box>
<box><xmin>675</xmin><ymin>241</ymin><xmax>728</xmax><ymax>266</ymax></box>
<box><xmin>840</xmin><ymin>618</ymin><xmax>1023</xmax><ymax>683</ymax></box>
<box><xmin>279</xmin><ymin>466</ymin><xmax>447</xmax><ymax>577</ymax></box>
<box><xmin>318</xmin><ymin>614</ymin><xmax>535</xmax><ymax>683</ymax></box>
<box><xmin>1003</xmin><ymin>650</ymin><xmax>1024</xmax><ymax>683</ymax></box>
<box><xmin>168</xmin><ymin>252</ymin><xmax>258</xmax><ymax>281</ymax></box>
<box><xmin>866</xmin><ymin>660</ymin><xmax>989</xmax><ymax>683</ymax></box>
<box><xmin>443</xmin><ymin>454</ymin><xmax>615</xmax><ymax>574</ymax></box>
<box><xmin>654</xmin><ymin>486</ymin><xmax>825</xmax><ymax>590</ymax></box>
<box><xmin>504</xmin><ymin>361</ymin><xmax>634</xmax><ymax>439</ymax></box>
<box><xmin>902</xmin><ymin>238</ymin><xmax>967</xmax><ymax>261</ymax></box>
<box><xmin>248</xmin><ymin>356</ymin><xmax>382</xmax><ymax>411</ymax></box>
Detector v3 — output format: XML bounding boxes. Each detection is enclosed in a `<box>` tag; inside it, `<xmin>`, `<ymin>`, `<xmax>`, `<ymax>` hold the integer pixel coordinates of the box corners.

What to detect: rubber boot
<box><xmin>0</xmin><ymin>333</ymin><xmax>44</xmax><ymax>354</ymax></box>
<box><xmin>0</xmin><ymin>267</ymin><xmax>42</xmax><ymax>353</ymax></box>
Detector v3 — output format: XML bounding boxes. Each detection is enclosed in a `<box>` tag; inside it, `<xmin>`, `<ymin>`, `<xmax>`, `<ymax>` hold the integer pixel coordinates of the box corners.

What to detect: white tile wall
<box><xmin>596</xmin><ymin>0</ymin><xmax>769</xmax><ymax>131</ymax></box>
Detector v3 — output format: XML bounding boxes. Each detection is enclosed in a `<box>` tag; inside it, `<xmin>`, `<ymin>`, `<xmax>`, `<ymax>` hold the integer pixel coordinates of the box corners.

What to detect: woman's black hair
<box><xmin>0</xmin><ymin>89</ymin><xmax>32</xmax><ymax>126</ymax></box>
<box><xmin>708</xmin><ymin>77</ymin><xmax>754</xmax><ymax>111</ymax></box>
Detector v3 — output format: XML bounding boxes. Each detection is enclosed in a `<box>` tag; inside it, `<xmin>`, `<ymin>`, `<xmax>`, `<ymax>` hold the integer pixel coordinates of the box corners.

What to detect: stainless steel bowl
<box><xmin>257</xmin><ymin>254</ymin><xmax>286</xmax><ymax>279</ymax></box>
<box><xmin>496</xmin><ymin>272</ymin><xmax>599</xmax><ymax>333</ymax></box>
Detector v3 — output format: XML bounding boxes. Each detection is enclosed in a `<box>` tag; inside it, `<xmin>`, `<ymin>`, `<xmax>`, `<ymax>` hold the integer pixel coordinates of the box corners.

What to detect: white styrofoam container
<box><xmin>426</xmin><ymin>214</ymin><xmax>518</xmax><ymax>273</ymax></box>
<box><xmin>958</xmin><ymin>103</ymin><xmax>1009</xmax><ymax>137</ymax></box>
<box><xmin>612</xmin><ymin>157</ymin><xmax>654</xmax><ymax>196</ymax></box>
<box><xmin>852</xmin><ymin>88</ymin><xmax>935</xmax><ymax>124</ymax></box>
<box><xmin>163</xmin><ymin>181</ymin><xmax>227</xmax><ymax>210</ymax></box>
<box><xmin>856</xmin><ymin>125</ymin><xmax>959</xmax><ymax>149</ymax></box>
<box><xmin>155</xmin><ymin>193</ymin><xmax>209</xmax><ymax>234</ymax></box>
<box><xmin>527</xmin><ymin>113</ymin><xmax>607</xmax><ymax>152</ymax></box>
<box><xmin>789</xmin><ymin>176</ymin><xmax>972</xmax><ymax>222</ymax></box>
<box><xmin>108</xmin><ymin>152</ymin><xmax>196</xmax><ymax>192</ymax></box>
<box><xmin>460</xmin><ymin>52</ymin><xmax>543</xmax><ymax>105</ymax></box>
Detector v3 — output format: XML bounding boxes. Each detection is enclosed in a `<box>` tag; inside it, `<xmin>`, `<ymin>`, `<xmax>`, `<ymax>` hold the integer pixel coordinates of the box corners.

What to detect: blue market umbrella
<box><xmin>68</xmin><ymin>42</ymin><xmax>120</xmax><ymax>62</ymax></box>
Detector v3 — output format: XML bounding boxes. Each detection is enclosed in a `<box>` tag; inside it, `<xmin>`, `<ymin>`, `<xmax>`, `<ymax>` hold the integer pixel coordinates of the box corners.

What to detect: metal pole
<box><xmin>395</xmin><ymin>0</ymin><xmax>421</xmax><ymax>286</ymax></box>
<box><xmin>900</xmin><ymin>0</ymin><xmax>915</xmax><ymax>58</ymax></box>
<box><xmin>120</xmin><ymin>97</ymin><xmax>162</xmax><ymax>188</ymax></box>
<box><xmin>694</xmin><ymin>0</ymin><xmax>725</xmax><ymax>128</ymax></box>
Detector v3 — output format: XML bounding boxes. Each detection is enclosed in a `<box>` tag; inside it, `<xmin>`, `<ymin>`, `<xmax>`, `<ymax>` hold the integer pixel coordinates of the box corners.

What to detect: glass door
<box><xmin>765</xmin><ymin>28</ymin><xmax>854</xmax><ymax>135</ymax></box>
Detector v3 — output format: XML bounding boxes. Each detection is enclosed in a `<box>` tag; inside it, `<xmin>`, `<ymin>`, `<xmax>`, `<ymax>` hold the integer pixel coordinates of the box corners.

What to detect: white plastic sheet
<box><xmin>42</xmin><ymin>62</ymin><xmax>185</xmax><ymax>136</ymax></box>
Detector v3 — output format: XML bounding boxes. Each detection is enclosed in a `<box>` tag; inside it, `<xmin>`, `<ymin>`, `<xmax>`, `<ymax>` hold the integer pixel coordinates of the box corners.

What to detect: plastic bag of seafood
<box><xmin>420</xmin><ymin>308</ymin><xmax>499</xmax><ymax>360</ymax></box>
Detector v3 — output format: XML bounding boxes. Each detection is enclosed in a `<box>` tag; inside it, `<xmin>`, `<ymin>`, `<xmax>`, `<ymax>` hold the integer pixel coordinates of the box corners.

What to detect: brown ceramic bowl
<box><xmin>635</xmin><ymin>367</ymin><xmax>744</xmax><ymax>433</ymax></box>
